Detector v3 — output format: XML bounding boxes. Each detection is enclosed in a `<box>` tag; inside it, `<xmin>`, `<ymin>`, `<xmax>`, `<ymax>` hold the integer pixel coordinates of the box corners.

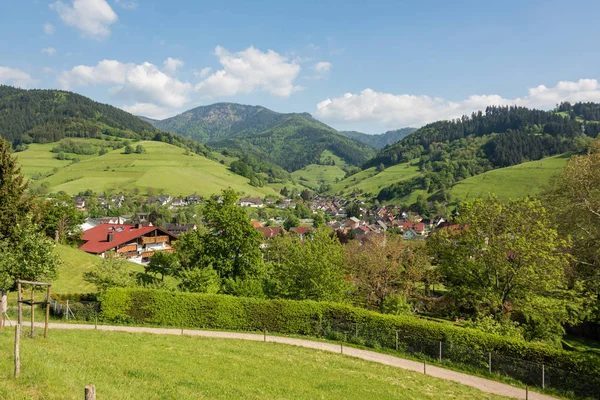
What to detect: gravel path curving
<box><xmin>30</xmin><ymin>322</ymin><xmax>557</xmax><ymax>400</ymax></box>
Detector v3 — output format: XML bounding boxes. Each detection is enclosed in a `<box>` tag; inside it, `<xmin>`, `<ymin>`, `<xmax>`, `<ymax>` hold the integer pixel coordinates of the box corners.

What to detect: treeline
<box><xmin>368</xmin><ymin>105</ymin><xmax>600</xmax><ymax>202</ymax></box>
<box><xmin>0</xmin><ymin>86</ymin><xmax>211</xmax><ymax>158</ymax></box>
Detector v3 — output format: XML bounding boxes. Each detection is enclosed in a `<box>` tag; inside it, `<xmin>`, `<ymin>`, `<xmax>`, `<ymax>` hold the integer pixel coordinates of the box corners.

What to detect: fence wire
<box><xmin>48</xmin><ymin>301</ymin><xmax>600</xmax><ymax>399</ymax></box>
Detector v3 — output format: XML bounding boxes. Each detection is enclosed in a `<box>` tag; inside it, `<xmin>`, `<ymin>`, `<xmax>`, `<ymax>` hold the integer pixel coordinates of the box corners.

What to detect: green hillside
<box><xmin>151</xmin><ymin>103</ymin><xmax>376</xmax><ymax>171</ymax></box>
<box><xmin>17</xmin><ymin>140</ymin><xmax>278</xmax><ymax>197</ymax></box>
<box><xmin>449</xmin><ymin>154</ymin><xmax>569</xmax><ymax>201</ymax></box>
<box><xmin>329</xmin><ymin>162</ymin><xmax>421</xmax><ymax>198</ymax></box>
<box><xmin>0</xmin><ymin>86</ymin><xmax>208</xmax><ymax>157</ymax></box>
<box><xmin>0</xmin><ymin>329</ymin><xmax>509</xmax><ymax>400</ymax></box>
<box><xmin>365</xmin><ymin>104</ymin><xmax>600</xmax><ymax>203</ymax></box>
<box><xmin>339</xmin><ymin>128</ymin><xmax>417</xmax><ymax>150</ymax></box>
<box><xmin>290</xmin><ymin>150</ymin><xmax>348</xmax><ymax>190</ymax></box>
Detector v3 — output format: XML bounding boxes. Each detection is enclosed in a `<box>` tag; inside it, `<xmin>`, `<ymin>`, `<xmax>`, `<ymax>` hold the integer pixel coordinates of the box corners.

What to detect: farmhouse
<box><xmin>239</xmin><ymin>197</ymin><xmax>264</xmax><ymax>208</ymax></box>
<box><xmin>78</xmin><ymin>224</ymin><xmax>177</xmax><ymax>263</ymax></box>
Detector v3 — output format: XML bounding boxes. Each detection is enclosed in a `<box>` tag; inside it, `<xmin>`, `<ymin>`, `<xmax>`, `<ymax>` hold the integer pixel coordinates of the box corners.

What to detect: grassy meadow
<box><xmin>329</xmin><ymin>162</ymin><xmax>421</xmax><ymax>198</ymax></box>
<box><xmin>0</xmin><ymin>329</ymin><xmax>510</xmax><ymax>400</ymax></box>
<box><xmin>449</xmin><ymin>154</ymin><xmax>570</xmax><ymax>201</ymax></box>
<box><xmin>16</xmin><ymin>140</ymin><xmax>278</xmax><ymax>197</ymax></box>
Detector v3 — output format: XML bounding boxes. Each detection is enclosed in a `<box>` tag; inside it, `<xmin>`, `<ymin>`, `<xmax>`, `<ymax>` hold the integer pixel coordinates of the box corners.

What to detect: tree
<box><xmin>0</xmin><ymin>223</ymin><xmax>59</xmax><ymax>290</ymax></box>
<box><xmin>300</xmin><ymin>189</ymin><xmax>312</xmax><ymax>201</ymax></box>
<box><xmin>294</xmin><ymin>203</ymin><xmax>311</xmax><ymax>219</ymax></box>
<box><xmin>345</xmin><ymin>234</ymin><xmax>429</xmax><ymax>311</ymax></box>
<box><xmin>175</xmin><ymin>190</ymin><xmax>265</xmax><ymax>294</ymax></box>
<box><xmin>312</xmin><ymin>213</ymin><xmax>325</xmax><ymax>228</ymax></box>
<box><xmin>123</xmin><ymin>145</ymin><xmax>134</xmax><ymax>154</ymax></box>
<box><xmin>543</xmin><ymin>140</ymin><xmax>600</xmax><ymax>319</ymax></box>
<box><xmin>345</xmin><ymin>202</ymin><xmax>361</xmax><ymax>219</ymax></box>
<box><xmin>283</xmin><ymin>215</ymin><xmax>300</xmax><ymax>231</ymax></box>
<box><xmin>178</xmin><ymin>267</ymin><xmax>220</xmax><ymax>293</ymax></box>
<box><xmin>269</xmin><ymin>228</ymin><xmax>348</xmax><ymax>302</ymax></box>
<box><xmin>39</xmin><ymin>193</ymin><xmax>85</xmax><ymax>243</ymax></box>
<box><xmin>145</xmin><ymin>251</ymin><xmax>179</xmax><ymax>281</ymax></box>
<box><xmin>377</xmin><ymin>163</ymin><xmax>385</xmax><ymax>172</ymax></box>
<box><xmin>83</xmin><ymin>252</ymin><xmax>136</xmax><ymax>291</ymax></box>
<box><xmin>135</xmin><ymin>144</ymin><xmax>146</xmax><ymax>154</ymax></box>
<box><xmin>427</xmin><ymin>196</ymin><xmax>578</xmax><ymax>342</ymax></box>
<box><xmin>0</xmin><ymin>138</ymin><xmax>31</xmax><ymax>242</ymax></box>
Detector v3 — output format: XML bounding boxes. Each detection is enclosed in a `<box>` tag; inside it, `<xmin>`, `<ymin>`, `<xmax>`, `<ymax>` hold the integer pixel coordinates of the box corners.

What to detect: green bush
<box><xmin>100</xmin><ymin>288</ymin><xmax>600</xmax><ymax>376</ymax></box>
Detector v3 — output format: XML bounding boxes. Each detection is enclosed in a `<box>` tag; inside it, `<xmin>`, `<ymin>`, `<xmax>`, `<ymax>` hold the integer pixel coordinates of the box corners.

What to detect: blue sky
<box><xmin>2</xmin><ymin>0</ymin><xmax>600</xmax><ymax>133</ymax></box>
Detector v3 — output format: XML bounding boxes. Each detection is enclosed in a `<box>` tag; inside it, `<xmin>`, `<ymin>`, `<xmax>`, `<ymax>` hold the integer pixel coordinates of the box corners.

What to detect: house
<box><xmin>73</xmin><ymin>196</ymin><xmax>86</xmax><ymax>210</ymax></box>
<box><xmin>186</xmin><ymin>194</ymin><xmax>203</xmax><ymax>204</ymax></box>
<box><xmin>290</xmin><ymin>227</ymin><xmax>311</xmax><ymax>239</ymax></box>
<box><xmin>403</xmin><ymin>228</ymin><xmax>421</xmax><ymax>241</ymax></box>
<box><xmin>164</xmin><ymin>223</ymin><xmax>197</xmax><ymax>236</ymax></box>
<box><xmin>344</xmin><ymin>217</ymin><xmax>361</xmax><ymax>231</ymax></box>
<box><xmin>256</xmin><ymin>226</ymin><xmax>285</xmax><ymax>239</ymax></box>
<box><xmin>79</xmin><ymin>217</ymin><xmax>127</xmax><ymax>232</ymax></box>
<box><xmin>78</xmin><ymin>224</ymin><xmax>177</xmax><ymax>263</ymax></box>
<box><xmin>240</xmin><ymin>197</ymin><xmax>264</xmax><ymax>208</ymax></box>
<box><xmin>353</xmin><ymin>225</ymin><xmax>371</xmax><ymax>236</ymax></box>
<box><xmin>170</xmin><ymin>197</ymin><xmax>186</xmax><ymax>207</ymax></box>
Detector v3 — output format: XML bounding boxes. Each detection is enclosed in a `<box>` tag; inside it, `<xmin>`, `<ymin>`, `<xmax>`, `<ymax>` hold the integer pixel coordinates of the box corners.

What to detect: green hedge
<box><xmin>100</xmin><ymin>288</ymin><xmax>600</xmax><ymax>377</ymax></box>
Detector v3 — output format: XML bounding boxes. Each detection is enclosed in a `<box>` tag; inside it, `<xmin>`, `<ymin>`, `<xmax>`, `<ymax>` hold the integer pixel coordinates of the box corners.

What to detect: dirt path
<box><xmin>31</xmin><ymin>322</ymin><xmax>556</xmax><ymax>400</ymax></box>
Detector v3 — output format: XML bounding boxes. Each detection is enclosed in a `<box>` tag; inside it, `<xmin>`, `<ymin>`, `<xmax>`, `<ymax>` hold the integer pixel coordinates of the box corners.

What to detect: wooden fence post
<box><xmin>0</xmin><ymin>290</ymin><xmax>6</xmax><ymax>332</ymax></box>
<box><xmin>44</xmin><ymin>285</ymin><xmax>51</xmax><ymax>338</ymax></box>
<box><xmin>14</xmin><ymin>324</ymin><xmax>21</xmax><ymax>378</ymax></box>
<box><xmin>85</xmin><ymin>384</ymin><xmax>96</xmax><ymax>400</ymax></box>
<box><xmin>30</xmin><ymin>288</ymin><xmax>34</xmax><ymax>338</ymax></box>
<box><xmin>17</xmin><ymin>282</ymin><xmax>22</xmax><ymax>326</ymax></box>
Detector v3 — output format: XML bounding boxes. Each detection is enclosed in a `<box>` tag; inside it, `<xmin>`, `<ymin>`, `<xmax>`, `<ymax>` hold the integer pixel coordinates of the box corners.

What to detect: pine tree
<box><xmin>0</xmin><ymin>137</ymin><xmax>31</xmax><ymax>241</ymax></box>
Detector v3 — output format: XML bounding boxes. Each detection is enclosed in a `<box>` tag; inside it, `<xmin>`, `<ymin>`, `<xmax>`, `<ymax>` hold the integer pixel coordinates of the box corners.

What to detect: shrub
<box><xmin>100</xmin><ymin>288</ymin><xmax>600</xmax><ymax>376</ymax></box>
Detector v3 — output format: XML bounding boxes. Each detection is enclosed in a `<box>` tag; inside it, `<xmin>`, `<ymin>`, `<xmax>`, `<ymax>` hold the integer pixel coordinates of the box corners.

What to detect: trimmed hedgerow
<box><xmin>100</xmin><ymin>288</ymin><xmax>600</xmax><ymax>376</ymax></box>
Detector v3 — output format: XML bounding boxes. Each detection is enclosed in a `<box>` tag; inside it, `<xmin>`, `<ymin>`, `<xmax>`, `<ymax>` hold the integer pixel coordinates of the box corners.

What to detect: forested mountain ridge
<box><xmin>150</xmin><ymin>102</ymin><xmax>377</xmax><ymax>171</ymax></box>
<box><xmin>0</xmin><ymin>86</ymin><xmax>211</xmax><ymax>157</ymax></box>
<box><xmin>339</xmin><ymin>128</ymin><xmax>417</xmax><ymax>150</ymax></box>
<box><xmin>363</xmin><ymin>103</ymin><xmax>600</xmax><ymax>202</ymax></box>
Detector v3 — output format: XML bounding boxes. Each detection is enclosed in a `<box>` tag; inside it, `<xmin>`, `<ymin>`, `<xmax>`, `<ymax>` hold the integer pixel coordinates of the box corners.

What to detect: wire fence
<box><xmin>45</xmin><ymin>301</ymin><xmax>600</xmax><ymax>400</ymax></box>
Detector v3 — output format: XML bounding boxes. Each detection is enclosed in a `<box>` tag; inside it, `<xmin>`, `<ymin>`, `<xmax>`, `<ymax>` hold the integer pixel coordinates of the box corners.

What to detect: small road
<box><xmin>31</xmin><ymin>322</ymin><xmax>556</xmax><ymax>400</ymax></box>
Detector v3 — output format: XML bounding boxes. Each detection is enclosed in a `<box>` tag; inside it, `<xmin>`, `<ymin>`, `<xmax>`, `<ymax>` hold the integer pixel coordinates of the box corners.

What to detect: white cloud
<box><xmin>115</xmin><ymin>0</ymin><xmax>138</xmax><ymax>9</ymax></box>
<box><xmin>0</xmin><ymin>67</ymin><xmax>37</xmax><ymax>88</ymax></box>
<box><xmin>193</xmin><ymin>67</ymin><xmax>212</xmax><ymax>79</ymax></box>
<box><xmin>163</xmin><ymin>57</ymin><xmax>184</xmax><ymax>74</ymax></box>
<box><xmin>43</xmin><ymin>23</ymin><xmax>56</xmax><ymax>35</ymax></box>
<box><xmin>50</xmin><ymin>0</ymin><xmax>117</xmax><ymax>40</ymax></box>
<box><xmin>42</xmin><ymin>47</ymin><xmax>56</xmax><ymax>56</ymax></box>
<box><xmin>195</xmin><ymin>45</ymin><xmax>302</xmax><ymax>97</ymax></box>
<box><xmin>121</xmin><ymin>103</ymin><xmax>176</xmax><ymax>120</ymax></box>
<box><xmin>58</xmin><ymin>59</ymin><xmax>191</xmax><ymax>107</ymax></box>
<box><xmin>43</xmin><ymin>67</ymin><xmax>55</xmax><ymax>73</ymax></box>
<box><xmin>314</xmin><ymin>61</ymin><xmax>332</xmax><ymax>73</ymax></box>
<box><xmin>315</xmin><ymin>79</ymin><xmax>600</xmax><ymax>128</ymax></box>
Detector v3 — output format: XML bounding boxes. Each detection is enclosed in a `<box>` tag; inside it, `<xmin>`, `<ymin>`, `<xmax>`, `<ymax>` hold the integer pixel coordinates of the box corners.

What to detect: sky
<box><xmin>2</xmin><ymin>0</ymin><xmax>600</xmax><ymax>134</ymax></box>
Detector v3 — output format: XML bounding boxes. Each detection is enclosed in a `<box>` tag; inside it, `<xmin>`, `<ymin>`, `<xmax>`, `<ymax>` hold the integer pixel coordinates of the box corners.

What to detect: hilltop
<box><xmin>147</xmin><ymin>103</ymin><xmax>376</xmax><ymax>171</ymax></box>
<box><xmin>0</xmin><ymin>86</ymin><xmax>209</xmax><ymax>157</ymax></box>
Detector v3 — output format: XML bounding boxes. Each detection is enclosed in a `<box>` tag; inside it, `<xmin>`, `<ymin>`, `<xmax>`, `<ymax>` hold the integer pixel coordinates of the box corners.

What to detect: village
<box><xmin>74</xmin><ymin>192</ymin><xmax>449</xmax><ymax>264</ymax></box>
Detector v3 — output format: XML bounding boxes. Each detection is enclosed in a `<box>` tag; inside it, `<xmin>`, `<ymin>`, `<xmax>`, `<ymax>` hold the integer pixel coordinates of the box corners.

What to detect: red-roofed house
<box><xmin>290</xmin><ymin>227</ymin><xmax>312</xmax><ymax>239</ymax></box>
<box><xmin>78</xmin><ymin>224</ymin><xmax>177</xmax><ymax>262</ymax></box>
<box><xmin>256</xmin><ymin>226</ymin><xmax>285</xmax><ymax>240</ymax></box>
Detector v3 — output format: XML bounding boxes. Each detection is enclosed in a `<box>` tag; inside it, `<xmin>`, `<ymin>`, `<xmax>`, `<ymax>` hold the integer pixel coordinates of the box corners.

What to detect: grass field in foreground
<box><xmin>17</xmin><ymin>141</ymin><xmax>277</xmax><ymax>198</ymax></box>
<box><xmin>449</xmin><ymin>154</ymin><xmax>570</xmax><ymax>201</ymax></box>
<box><xmin>0</xmin><ymin>329</ymin><xmax>509</xmax><ymax>400</ymax></box>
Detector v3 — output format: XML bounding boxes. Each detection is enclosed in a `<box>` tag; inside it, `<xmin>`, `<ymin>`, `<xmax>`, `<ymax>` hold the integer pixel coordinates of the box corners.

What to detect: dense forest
<box><xmin>338</xmin><ymin>127</ymin><xmax>417</xmax><ymax>150</ymax></box>
<box><xmin>0</xmin><ymin>86</ymin><xmax>211</xmax><ymax>158</ymax></box>
<box><xmin>370</xmin><ymin>104</ymin><xmax>600</xmax><ymax>201</ymax></box>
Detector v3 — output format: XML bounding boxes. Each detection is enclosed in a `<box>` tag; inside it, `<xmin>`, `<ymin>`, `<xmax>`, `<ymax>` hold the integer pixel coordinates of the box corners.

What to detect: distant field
<box><xmin>0</xmin><ymin>329</ymin><xmax>509</xmax><ymax>400</ymax></box>
<box><xmin>449</xmin><ymin>154</ymin><xmax>570</xmax><ymax>201</ymax></box>
<box><xmin>16</xmin><ymin>141</ymin><xmax>278</xmax><ymax>197</ymax></box>
<box><xmin>291</xmin><ymin>164</ymin><xmax>347</xmax><ymax>190</ymax></box>
<box><xmin>329</xmin><ymin>162</ymin><xmax>421</xmax><ymax>197</ymax></box>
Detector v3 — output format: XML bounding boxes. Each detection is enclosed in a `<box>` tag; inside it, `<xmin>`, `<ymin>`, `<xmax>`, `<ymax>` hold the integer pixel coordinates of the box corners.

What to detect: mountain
<box><xmin>338</xmin><ymin>128</ymin><xmax>417</xmax><ymax>150</ymax></box>
<box><xmin>345</xmin><ymin>104</ymin><xmax>600</xmax><ymax>204</ymax></box>
<box><xmin>0</xmin><ymin>85</ymin><xmax>209</xmax><ymax>157</ymax></box>
<box><xmin>150</xmin><ymin>103</ymin><xmax>376</xmax><ymax>171</ymax></box>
